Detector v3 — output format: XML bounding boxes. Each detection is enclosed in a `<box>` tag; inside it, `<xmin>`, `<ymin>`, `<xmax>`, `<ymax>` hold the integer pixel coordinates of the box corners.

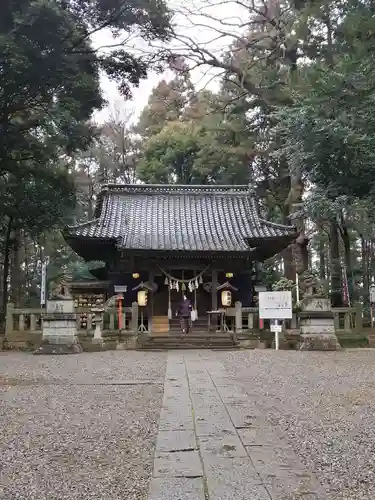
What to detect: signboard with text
<box><xmin>46</xmin><ymin>300</ymin><xmax>74</xmax><ymax>314</ymax></box>
<box><xmin>258</xmin><ymin>291</ymin><xmax>292</xmax><ymax>319</ymax></box>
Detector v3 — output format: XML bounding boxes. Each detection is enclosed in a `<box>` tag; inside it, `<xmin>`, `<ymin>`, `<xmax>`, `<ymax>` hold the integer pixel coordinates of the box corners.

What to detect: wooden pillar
<box><xmin>211</xmin><ymin>269</ymin><xmax>218</xmax><ymax>310</ymax></box>
<box><xmin>148</xmin><ymin>270</ymin><xmax>154</xmax><ymax>334</ymax></box>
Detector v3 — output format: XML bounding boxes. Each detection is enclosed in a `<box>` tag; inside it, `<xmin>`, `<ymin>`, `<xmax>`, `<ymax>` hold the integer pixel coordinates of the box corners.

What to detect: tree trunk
<box><xmin>283</xmin><ymin>171</ymin><xmax>305</xmax><ymax>280</ymax></box>
<box><xmin>341</xmin><ymin>226</ymin><xmax>354</xmax><ymax>303</ymax></box>
<box><xmin>10</xmin><ymin>230</ymin><xmax>24</xmax><ymax>307</ymax></box>
<box><xmin>361</xmin><ymin>237</ymin><xmax>369</xmax><ymax>302</ymax></box>
<box><xmin>319</xmin><ymin>238</ymin><xmax>326</xmax><ymax>280</ymax></box>
<box><xmin>282</xmin><ymin>246</ymin><xmax>295</xmax><ymax>280</ymax></box>
<box><xmin>330</xmin><ymin>222</ymin><xmax>343</xmax><ymax>307</ymax></box>
<box><xmin>2</xmin><ymin>218</ymin><xmax>13</xmax><ymax>313</ymax></box>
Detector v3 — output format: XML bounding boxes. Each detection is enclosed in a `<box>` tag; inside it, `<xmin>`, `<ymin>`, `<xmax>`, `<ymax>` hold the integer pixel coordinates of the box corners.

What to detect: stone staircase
<box><xmin>139</xmin><ymin>315</ymin><xmax>238</xmax><ymax>350</ymax></box>
<box><xmin>139</xmin><ymin>331</ymin><xmax>238</xmax><ymax>350</ymax></box>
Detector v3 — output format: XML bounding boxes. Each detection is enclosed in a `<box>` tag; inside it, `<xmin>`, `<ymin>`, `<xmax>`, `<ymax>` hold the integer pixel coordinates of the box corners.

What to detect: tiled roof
<box><xmin>65</xmin><ymin>184</ymin><xmax>296</xmax><ymax>253</ymax></box>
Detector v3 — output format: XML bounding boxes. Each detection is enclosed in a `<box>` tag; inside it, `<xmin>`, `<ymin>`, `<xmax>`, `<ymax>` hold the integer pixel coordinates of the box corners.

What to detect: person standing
<box><xmin>177</xmin><ymin>295</ymin><xmax>192</xmax><ymax>334</ymax></box>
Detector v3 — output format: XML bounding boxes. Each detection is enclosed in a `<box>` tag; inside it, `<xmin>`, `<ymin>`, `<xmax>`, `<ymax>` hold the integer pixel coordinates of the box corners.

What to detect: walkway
<box><xmin>148</xmin><ymin>351</ymin><xmax>327</xmax><ymax>500</ymax></box>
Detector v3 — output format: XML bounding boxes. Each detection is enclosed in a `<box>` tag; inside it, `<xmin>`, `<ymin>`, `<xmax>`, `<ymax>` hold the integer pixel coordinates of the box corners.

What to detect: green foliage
<box><xmin>0</xmin><ymin>0</ymin><xmax>171</xmax><ymax>308</ymax></box>
<box><xmin>272</xmin><ymin>2</ymin><xmax>375</xmax><ymax>201</ymax></box>
<box><xmin>0</xmin><ymin>169</ymin><xmax>75</xmax><ymax>236</ymax></box>
<box><xmin>138</xmin><ymin>118</ymin><xmax>251</xmax><ymax>184</ymax></box>
<box><xmin>272</xmin><ymin>277</ymin><xmax>295</xmax><ymax>292</ymax></box>
<box><xmin>136</xmin><ymin>77</ymin><xmax>191</xmax><ymax>137</ymax></box>
<box><xmin>136</xmin><ymin>80</ymin><xmax>252</xmax><ymax>184</ymax></box>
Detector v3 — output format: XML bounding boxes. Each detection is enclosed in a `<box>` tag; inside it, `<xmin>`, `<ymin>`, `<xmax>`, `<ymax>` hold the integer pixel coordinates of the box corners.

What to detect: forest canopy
<box><xmin>2</xmin><ymin>0</ymin><xmax>375</xmax><ymax>313</ymax></box>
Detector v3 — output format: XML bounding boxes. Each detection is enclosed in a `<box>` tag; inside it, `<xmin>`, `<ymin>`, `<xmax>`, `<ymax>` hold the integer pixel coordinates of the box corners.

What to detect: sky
<box><xmin>92</xmin><ymin>0</ymin><xmax>246</xmax><ymax>124</ymax></box>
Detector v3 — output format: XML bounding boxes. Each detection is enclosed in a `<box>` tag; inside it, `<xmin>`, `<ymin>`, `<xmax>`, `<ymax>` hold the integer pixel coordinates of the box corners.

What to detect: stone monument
<box><xmin>299</xmin><ymin>273</ymin><xmax>340</xmax><ymax>351</ymax></box>
<box><xmin>34</xmin><ymin>296</ymin><xmax>82</xmax><ymax>355</ymax></box>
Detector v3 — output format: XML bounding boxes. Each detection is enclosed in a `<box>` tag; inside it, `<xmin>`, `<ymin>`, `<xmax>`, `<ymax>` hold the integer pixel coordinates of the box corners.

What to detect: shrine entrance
<box><xmin>151</xmin><ymin>267</ymin><xmax>212</xmax><ymax>335</ymax></box>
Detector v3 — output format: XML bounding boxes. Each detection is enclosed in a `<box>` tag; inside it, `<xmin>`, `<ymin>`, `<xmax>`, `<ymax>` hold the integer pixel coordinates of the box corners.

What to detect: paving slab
<box><xmin>156</xmin><ymin>430</ymin><xmax>197</xmax><ymax>453</ymax></box>
<box><xmin>148</xmin><ymin>477</ymin><xmax>205</xmax><ymax>500</ymax></box>
<box><xmin>158</xmin><ymin>408</ymin><xmax>194</xmax><ymax>431</ymax></box>
<box><xmin>199</xmin><ymin>432</ymin><xmax>247</xmax><ymax>457</ymax></box>
<box><xmin>238</xmin><ymin>426</ymin><xmax>285</xmax><ymax>446</ymax></box>
<box><xmin>148</xmin><ymin>352</ymin><xmax>328</xmax><ymax>500</ymax></box>
<box><xmin>153</xmin><ymin>450</ymin><xmax>203</xmax><ymax>478</ymax></box>
<box><xmin>203</xmin><ymin>455</ymin><xmax>269</xmax><ymax>500</ymax></box>
<box><xmin>246</xmin><ymin>445</ymin><xmax>307</xmax><ymax>470</ymax></box>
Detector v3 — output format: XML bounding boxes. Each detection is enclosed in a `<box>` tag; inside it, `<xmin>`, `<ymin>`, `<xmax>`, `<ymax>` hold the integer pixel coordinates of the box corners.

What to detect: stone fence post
<box><xmin>91</xmin><ymin>307</ymin><xmax>104</xmax><ymax>344</ymax></box>
<box><xmin>354</xmin><ymin>302</ymin><xmax>363</xmax><ymax>334</ymax></box>
<box><xmin>235</xmin><ymin>301</ymin><xmax>242</xmax><ymax>333</ymax></box>
<box><xmin>5</xmin><ymin>303</ymin><xmax>14</xmax><ymax>337</ymax></box>
<box><xmin>131</xmin><ymin>302</ymin><xmax>139</xmax><ymax>333</ymax></box>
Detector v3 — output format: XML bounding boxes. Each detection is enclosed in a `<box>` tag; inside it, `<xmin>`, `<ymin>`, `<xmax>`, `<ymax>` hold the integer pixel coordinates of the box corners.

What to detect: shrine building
<box><xmin>63</xmin><ymin>184</ymin><xmax>297</xmax><ymax>333</ymax></box>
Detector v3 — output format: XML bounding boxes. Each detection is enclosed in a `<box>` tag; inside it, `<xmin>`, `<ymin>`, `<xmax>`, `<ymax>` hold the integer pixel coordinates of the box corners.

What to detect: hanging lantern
<box><xmin>221</xmin><ymin>290</ymin><xmax>232</xmax><ymax>307</ymax></box>
<box><xmin>137</xmin><ymin>290</ymin><xmax>148</xmax><ymax>306</ymax></box>
<box><xmin>132</xmin><ymin>273</ymin><xmax>140</xmax><ymax>279</ymax></box>
<box><xmin>225</xmin><ymin>272</ymin><xmax>234</xmax><ymax>278</ymax></box>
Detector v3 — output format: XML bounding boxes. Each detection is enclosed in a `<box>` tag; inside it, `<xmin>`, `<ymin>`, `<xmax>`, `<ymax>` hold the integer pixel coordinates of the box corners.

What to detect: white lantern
<box><xmin>137</xmin><ymin>290</ymin><xmax>148</xmax><ymax>306</ymax></box>
<box><xmin>221</xmin><ymin>290</ymin><xmax>232</xmax><ymax>307</ymax></box>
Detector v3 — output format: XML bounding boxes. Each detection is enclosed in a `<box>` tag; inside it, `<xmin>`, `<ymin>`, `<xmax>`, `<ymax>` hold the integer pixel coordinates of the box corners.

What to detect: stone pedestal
<box><xmin>299</xmin><ymin>297</ymin><xmax>341</xmax><ymax>351</ymax></box>
<box><xmin>34</xmin><ymin>299</ymin><xmax>82</xmax><ymax>355</ymax></box>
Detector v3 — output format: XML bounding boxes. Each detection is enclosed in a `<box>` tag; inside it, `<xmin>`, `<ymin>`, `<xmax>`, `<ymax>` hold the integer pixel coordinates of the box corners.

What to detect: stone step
<box><xmin>140</xmin><ymin>333</ymin><xmax>237</xmax><ymax>350</ymax></box>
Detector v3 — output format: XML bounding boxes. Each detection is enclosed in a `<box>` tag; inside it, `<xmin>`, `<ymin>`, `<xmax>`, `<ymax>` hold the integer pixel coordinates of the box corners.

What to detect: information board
<box><xmin>258</xmin><ymin>291</ymin><xmax>292</xmax><ymax>319</ymax></box>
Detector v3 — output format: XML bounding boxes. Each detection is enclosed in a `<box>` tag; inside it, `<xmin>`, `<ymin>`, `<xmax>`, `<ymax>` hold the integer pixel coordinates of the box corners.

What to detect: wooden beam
<box><xmin>212</xmin><ymin>269</ymin><xmax>218</xmax><ymax>310</ymax></box>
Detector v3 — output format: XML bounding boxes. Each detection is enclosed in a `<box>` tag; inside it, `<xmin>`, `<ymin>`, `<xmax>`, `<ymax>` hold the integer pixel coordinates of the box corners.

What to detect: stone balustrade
<box><xmin>3</xmin><ymin>301</ymin><xmax>139</xmax><ymax>350</ymax></box>
<box><xmin>1</xmin><ymin>300</ymin><xmax>366</xmax><ymax>351</ymax></box>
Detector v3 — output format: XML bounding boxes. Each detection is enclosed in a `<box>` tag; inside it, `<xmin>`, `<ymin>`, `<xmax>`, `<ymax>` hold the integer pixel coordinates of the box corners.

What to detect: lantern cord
<box><xmin>158</xmin><ymin>265</ymin><xmax>210</xmax><ymax>283</ymax></box>
<box><xmin>194</xmin><ymin>270</ymin><xmax>198</xmax><ymax>319</ymax></box>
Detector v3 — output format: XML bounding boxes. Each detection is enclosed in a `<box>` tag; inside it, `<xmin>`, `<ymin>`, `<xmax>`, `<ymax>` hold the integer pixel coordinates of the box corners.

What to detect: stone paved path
<box><xmin>148</xmin><ymin>352</ymin><xmax>327</xmax><ymax>500</ymax></box>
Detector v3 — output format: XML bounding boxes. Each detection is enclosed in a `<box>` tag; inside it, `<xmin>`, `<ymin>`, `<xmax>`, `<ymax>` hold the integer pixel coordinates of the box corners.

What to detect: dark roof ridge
<box><xmin>100</xmin><ymin>183</ymin><xmax>250</xmax><ymax>195</ymax></box>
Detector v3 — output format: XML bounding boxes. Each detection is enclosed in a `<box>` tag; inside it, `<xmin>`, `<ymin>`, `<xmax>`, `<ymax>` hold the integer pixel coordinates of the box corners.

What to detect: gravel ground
<box><xmin>2</xmin><ymin>349</ymin><xmax>375</xmax><ymax>500</ymax></box>
<box><xmin>217</xmin><ymin>349</ymin><xmax>375</xmax><ymax>500</ymax></box>
<box><xmin>0</xmin><ymin>352</ymin><xmax>167</xmax><ymax>500</ymax></box>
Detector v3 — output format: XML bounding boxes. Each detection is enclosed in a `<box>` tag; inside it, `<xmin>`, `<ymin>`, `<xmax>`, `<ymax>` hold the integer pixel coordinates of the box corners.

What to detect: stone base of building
<box><xmin>299</xmin><ymin>333</ymin><xmax>341</xmax><ymax>351</ymax></box>
<box><xmin>34</xmin><ymin>336</ymin><xmax>83</xmax><ymax>355</ymax></box>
